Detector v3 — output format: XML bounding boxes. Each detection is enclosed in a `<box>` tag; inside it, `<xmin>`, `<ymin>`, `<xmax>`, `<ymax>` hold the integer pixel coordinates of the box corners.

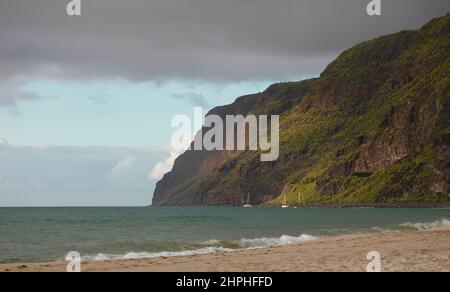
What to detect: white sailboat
<box><xmin>294</xmin><ymin>192</ymin><xmax>300</xmax><ymax>208</ymax></box>
<box><xmin>281</xmin><ymin>194</ymin><xmax>289</xmax><ymax>208</ymax></box>
<box><xmin>243</xmin><ymin>193</ymin><xmax>253</xmax><ymax>208</ymax></box>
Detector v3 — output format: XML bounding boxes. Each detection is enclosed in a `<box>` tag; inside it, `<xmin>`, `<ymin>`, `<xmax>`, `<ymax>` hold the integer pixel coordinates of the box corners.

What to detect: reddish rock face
<box><xmin>152</xmin><ymin>14</ymin><xmax>450</xmax><ymax>206</ymax></box>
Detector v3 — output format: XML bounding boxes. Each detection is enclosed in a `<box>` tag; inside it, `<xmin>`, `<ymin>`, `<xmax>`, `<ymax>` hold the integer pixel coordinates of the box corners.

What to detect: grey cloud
<box><xmin>0</xmin><ymin>0</ymin><xmax>449</xmax><ymax>83</ymax></box>
<box><xmin>0</xmin><ymin>89</ymin><xmax>44</xmax><ymax>107</ymax></box>
<box><xmin>171</xmin><ymin>92</ymin><xmax>209</xmax><ymax>108</ymax></box>
<box><xmin>0</xmin><ymin>79</ymin><xmax>50</xmax><ymax>113</ymax></box>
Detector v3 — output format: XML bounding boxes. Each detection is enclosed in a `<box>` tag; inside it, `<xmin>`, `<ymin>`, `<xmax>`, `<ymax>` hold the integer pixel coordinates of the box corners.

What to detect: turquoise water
<box><xmin>0</xmin><ymin>207</ymin><xmax>450</xmax><ymax>263</ymax></box>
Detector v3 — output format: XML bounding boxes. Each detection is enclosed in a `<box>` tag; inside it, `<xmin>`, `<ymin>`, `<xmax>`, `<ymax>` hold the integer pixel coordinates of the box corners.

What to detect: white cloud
<box><xmin>148</xmin><ymin>151</ymin><xmax>181</xmax><ymax>180</ymax></box>
<box><xmin>0</xmin><ymin>138</ymin><xmax>8</xmax><ymax>145</ymax></box>
<box><xmin>110</xmin><ymin>157</ymin><xmax>134</xmax><ymax>176</ymax></box>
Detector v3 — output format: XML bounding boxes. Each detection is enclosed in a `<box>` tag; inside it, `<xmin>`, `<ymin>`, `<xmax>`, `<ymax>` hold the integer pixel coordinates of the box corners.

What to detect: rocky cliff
<box><xmin>153</xmin><ymin>14</ymin><xmax>450</xmax><ymax>206</ymax></box>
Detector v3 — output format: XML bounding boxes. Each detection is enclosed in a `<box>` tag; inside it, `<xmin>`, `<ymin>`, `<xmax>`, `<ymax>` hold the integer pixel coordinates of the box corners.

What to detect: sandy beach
<box><xmin>2</xmin><ymin>227</ymin><xmax>449</xmax><ymax>272</ymax></box>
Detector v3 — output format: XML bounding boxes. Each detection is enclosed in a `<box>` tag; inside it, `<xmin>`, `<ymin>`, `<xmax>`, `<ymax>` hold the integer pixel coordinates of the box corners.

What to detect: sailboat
<box><xmin>281</xmin><ymin>194</ymin><xmax>289</xmax><ymax>208</ymax></box>
<box><xmin>243</xmin><ymin>193</ymin><xmax>253</xmax><ymax>208</ymax></box>
<box><xmin>294</xmin><ymin>193</ymin><xmax>300</xmax><ymax>208</ymax></box>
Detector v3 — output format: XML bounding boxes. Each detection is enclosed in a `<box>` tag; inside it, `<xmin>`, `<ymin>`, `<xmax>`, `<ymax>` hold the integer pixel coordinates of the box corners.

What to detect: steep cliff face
<box><xmin>153</xmin><ymin>14</ymin><xmax>450</xmax><ymax>206</ymax></box>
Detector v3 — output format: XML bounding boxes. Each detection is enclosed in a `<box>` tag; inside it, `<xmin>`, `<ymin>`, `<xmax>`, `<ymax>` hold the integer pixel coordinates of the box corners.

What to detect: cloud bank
<box><xmin>0</xmin><ymin>144</ymin><xmax>168</xmax><ymax>206</ymax></box>
<box><xmin>1</xmin><ymin>0</ymin><xmax>448</xmax><ymax>87</ymax></box>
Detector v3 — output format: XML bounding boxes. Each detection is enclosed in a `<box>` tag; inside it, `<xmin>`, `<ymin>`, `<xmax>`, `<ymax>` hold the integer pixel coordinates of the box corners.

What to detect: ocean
<box><xmin>1</xmin><ymin>207</ymin><xmax>449</xmax><ymax>263</ymax></box>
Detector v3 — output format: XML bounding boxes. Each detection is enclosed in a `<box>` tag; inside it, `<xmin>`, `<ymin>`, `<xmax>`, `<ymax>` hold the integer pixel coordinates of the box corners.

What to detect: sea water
<box><xmin>1</xmin><ymin>206</ymin><xmax>449</xmax><ymax>263</ymax></box>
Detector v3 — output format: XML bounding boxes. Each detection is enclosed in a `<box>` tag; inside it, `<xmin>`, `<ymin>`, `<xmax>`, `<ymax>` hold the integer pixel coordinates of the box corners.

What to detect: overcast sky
<box><xmin>1</xmin><ymin>0</ymin><xmax>449</xmax><ymax>84</ymax></box>
<box><xmin>0</xmin><ymin>0</ymin><xmax>448</xmax><ymax>206</ymax></box>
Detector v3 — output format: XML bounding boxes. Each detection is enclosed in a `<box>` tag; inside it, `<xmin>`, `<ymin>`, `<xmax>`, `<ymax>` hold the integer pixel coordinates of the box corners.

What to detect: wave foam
<box><xmin>399</xmin><ymin>219</ymin><xmax>450</xmax><ymax>231</ymax></box>
<box><xmin>83</xmin><ymin>246</ymin><xmax>234</xmax><ymax>261</ymax></box>
<box><xmin>83</xmin><ymin>234</ymin><xmax>317</xmax><ymax>261</ymax></box>
<box><xmin>237</xmin><ymin>234</ymin><xmax>317</xmax><ymax>248</ymax></box>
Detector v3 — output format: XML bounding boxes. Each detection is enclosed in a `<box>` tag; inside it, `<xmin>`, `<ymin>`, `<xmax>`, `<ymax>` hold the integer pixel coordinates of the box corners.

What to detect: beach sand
<box><xmin>2</xmin><ymin>228</ymin><xmax>450</xmax><ymax>272</ymax></box>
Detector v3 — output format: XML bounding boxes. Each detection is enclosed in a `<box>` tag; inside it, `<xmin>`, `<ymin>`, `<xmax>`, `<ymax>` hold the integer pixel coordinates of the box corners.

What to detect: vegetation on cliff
<box><xmin>153</xmin><ymin>14</ymin><xmax>450</xmax><ymax>206</ymax></box>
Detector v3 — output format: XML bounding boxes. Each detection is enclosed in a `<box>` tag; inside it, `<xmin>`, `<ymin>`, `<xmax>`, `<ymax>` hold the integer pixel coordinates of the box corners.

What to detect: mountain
<box><xmin>153</xmin><ymin>14</ymin><xmax>450</xmax><ymax>207</ymax></box>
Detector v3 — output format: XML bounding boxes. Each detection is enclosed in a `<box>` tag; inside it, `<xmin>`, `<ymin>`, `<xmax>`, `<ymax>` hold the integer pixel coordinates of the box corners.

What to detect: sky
<box><xmin>0</xmin><ymin>0</ymin><xmax>449</xmax><ymax>206</ymax></box>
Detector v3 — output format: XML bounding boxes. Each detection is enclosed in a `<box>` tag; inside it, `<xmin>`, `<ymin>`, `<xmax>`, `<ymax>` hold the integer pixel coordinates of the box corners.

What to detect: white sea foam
<box><xmin>399</xmin><ymin>219</ymin><xmax>450</xmax><ymax>231</ymax></box>
<box><xmin>83</xmin><ymin>246</ymin><xmax>234</xmax><ymax>261</ymax></box>
<box><xmin>82</xmin><ymin>234</ymin><xmax>317</xmax><ymax>261</ymax></box>
<box><xmin>237</xmin><ymin>234</ymin><xmax>317</xmax><ymax>248</ymax></box>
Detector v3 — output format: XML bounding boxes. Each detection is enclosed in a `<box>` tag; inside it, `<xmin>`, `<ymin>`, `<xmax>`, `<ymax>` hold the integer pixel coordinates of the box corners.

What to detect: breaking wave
<box><xmin>82</xmin><ymin>234</ymin><xmax>317</xmax><ymax>261</ymax></box>
<box><xmin>398</xmin><ymin>219</ymin><xmax>450</xmax><ymax>231</ymax></box>
<box><xmin>237</xmin><ymin>234</ymin><xmax>317</xmax><ymax>248</ymax></box>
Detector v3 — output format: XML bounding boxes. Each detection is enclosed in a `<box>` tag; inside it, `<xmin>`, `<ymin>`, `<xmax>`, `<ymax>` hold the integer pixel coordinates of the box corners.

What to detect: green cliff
<box><xmin>153</xmin><ymin>14</ymin><xmax>450</xmax><ymax>207</ymax></box>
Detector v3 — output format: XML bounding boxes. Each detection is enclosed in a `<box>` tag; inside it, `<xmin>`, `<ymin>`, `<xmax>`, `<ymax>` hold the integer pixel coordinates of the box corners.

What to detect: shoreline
<box><xmin>153</xmin><ymin>202</ymin><xmax>450</xmax><ymax>208</ymax></box>
<box><xmin>2</xmin><ymin>228</ymin><xmax>450</xmax><ymax>272</ymax></box>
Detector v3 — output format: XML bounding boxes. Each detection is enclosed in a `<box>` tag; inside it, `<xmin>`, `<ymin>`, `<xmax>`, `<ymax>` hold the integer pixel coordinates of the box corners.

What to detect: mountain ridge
<box><xmin>152</xmin><ymin>13</ymin><xmax>450</xmax><ymax>206</ymax></box>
